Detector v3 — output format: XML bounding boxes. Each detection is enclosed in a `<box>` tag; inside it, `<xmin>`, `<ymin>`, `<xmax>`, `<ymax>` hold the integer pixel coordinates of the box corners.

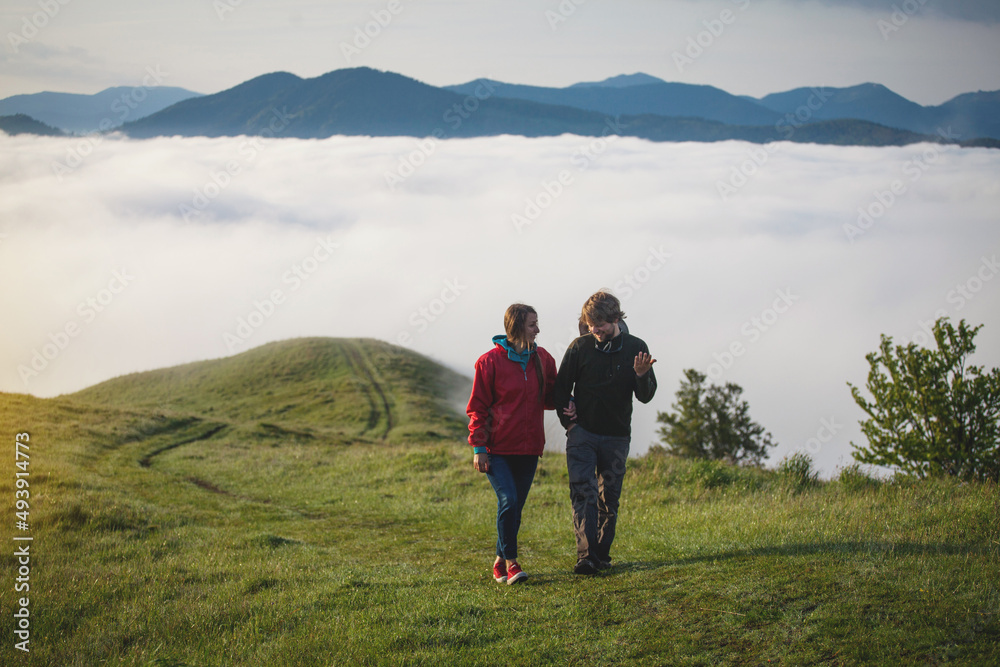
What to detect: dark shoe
<box><xmin>574</xmin><ymin>558</ymin><xmax>598</xmax><ymax>575</ymax></box>
<box><xmin>595</xmin><ymin>558</ymin><xmax>612</xmax><ymax>571</ymax></box>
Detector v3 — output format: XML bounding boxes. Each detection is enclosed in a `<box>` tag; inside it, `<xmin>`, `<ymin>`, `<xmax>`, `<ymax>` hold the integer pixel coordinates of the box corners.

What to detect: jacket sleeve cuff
<box><xmin>473</xmin><ymin>446</ymin><xmax>488</xmax><ymax>455</ymax></box>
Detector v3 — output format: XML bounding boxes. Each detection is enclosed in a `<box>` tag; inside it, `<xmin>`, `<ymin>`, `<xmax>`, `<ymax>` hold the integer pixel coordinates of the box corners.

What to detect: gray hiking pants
<box><xmin>566</xmin><ymin>424</ymin><xmax>630</xmax><ymax>564</ymax></box>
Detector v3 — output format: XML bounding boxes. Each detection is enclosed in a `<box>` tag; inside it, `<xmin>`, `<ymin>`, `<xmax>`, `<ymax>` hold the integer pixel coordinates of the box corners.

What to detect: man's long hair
<box><xmin>581</xmin><ymin>290</ymin><xmax>625</xmax><ymax>325</ymax></box>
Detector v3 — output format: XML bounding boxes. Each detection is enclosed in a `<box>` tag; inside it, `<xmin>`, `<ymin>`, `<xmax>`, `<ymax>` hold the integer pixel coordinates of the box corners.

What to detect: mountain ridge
<box><xmin>0</xmin><ymin>113</ymin><xmax>66</xmax><ymax>136</ymax></box>
<box><xmin>754</xmin><ymin>83</ymin><xmax>999</xmax><ymax>139</ymax></box>
<box><xmin>0</xmin><ymin>85</ymin><xmax>202</xmax><ymax>133</ymax></box>
<box><xmin>118</xmin><ymin>67</ymin><xmax>976</xmax><ymax>146</ymax></box>
<box><xmin>444</xmin><ymin>77</ymin><xmax>781</xmax><ymax>126</ymax></box>
<box><xmin>446</xmin><ymin>76</ymin><xmax>1000</xmax><ymax>141</ymax></box>
<box><xmin>4</xmin><ymin>68</ymin><xmax>998</xmax><ymax>145</ymax></box>
<box><xmin>121</xmin><ymin>67</ymin><xmax>631</xmax><ymax>140</ymax></box>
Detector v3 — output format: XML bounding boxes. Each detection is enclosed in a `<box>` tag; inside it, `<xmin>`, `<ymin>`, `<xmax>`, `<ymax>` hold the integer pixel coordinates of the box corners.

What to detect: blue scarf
<box><xmin>493</xmin><ymin>334</ymin><xmax>534</xmax><ymax>371</ymax></box>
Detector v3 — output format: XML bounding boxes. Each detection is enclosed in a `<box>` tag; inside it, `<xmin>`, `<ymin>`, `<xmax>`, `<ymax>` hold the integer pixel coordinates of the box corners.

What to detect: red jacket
<box><xmin>466</xmin><ymin>342</ymin><xmax>557</xmax><ymax>456</ymax></box>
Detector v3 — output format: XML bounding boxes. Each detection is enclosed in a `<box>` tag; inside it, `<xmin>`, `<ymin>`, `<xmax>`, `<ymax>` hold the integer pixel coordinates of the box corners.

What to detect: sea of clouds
<box><xmin>2</xmin><ymin>131</ymin><xmax>998</xmax><ymax>477</ymax></box>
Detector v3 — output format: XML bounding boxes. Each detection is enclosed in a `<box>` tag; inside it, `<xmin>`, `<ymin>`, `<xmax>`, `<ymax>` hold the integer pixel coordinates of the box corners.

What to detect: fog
<box><xmin>2</xmin><ymin>131</ymin><xmax>998</xmax><ymax>477</ymax></box>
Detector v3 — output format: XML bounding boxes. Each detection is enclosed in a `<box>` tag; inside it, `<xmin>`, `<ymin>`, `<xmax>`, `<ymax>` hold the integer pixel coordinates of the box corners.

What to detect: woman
<box><xmin>466</xmin><ymin>304</ymin><xmax>558</xmax><ymax>585</ymax></box>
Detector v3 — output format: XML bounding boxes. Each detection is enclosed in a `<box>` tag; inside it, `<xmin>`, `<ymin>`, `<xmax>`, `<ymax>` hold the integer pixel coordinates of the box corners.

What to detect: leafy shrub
<box><xmin>685</xmin><ymin>459</ymin><xmax>737</xmax><ymax>489</ymax></box>
<box><xmin>777</xmin><ymin>452</ymin><xmax>819</xmax><ymax>492</ymax></box>
<box><xmin>657</xmin><ymin>369</ymin><xmax>776</xmax><ymax>465</ymax></box>
<box><xmin>837</xmin><ymin>463</ymin><xmax>881</xmax><ymax>492</ymax></box>
<box><xmin>849</xmin><ymin>318</ymin><xmax>1000</xmax><ymax>482</ymax></box>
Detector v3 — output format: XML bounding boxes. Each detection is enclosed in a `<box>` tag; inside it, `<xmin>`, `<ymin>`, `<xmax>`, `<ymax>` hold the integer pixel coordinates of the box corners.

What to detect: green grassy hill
<box><xmin>1</xmin><ymin>338</ymin><xmax>997</xmax><ymax>665</ymax></box>
<box><xmin>71</xmin><ymin>337</ymin><xmax>470</xmax><ymax>443</ymax></box>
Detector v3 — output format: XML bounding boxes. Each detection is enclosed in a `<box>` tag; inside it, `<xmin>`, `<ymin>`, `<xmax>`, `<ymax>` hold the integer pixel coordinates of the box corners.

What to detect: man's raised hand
<box><xmin>634</xmin><ymin>352</ymin><xmax>656</xmax><ymax>377</ymax></box>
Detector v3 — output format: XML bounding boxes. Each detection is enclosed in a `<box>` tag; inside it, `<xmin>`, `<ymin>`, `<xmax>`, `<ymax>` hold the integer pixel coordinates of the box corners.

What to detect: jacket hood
<box><xmin>493</xmin><ymin>334</ymin><xmax>536</xmax><ymax>369</ymax></box>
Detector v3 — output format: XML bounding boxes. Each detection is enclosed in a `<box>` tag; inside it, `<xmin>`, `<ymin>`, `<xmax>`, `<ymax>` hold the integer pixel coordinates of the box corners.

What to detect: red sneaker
<box><xmin>493</xmin><ymin>560</ymin><xmax>507</xmax><ymax>583</ymax></box>
<box><xmin>506</xmin><ymin>561</ymin><xmax>527</xmax><ymax>585</ymax></box>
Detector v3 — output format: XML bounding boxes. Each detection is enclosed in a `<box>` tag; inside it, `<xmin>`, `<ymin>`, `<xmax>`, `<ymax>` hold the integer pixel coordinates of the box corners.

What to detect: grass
<box><xmin>1</xmin><ymin>338</ymin><xmax>997</xmax><ymax>665</ymax></box>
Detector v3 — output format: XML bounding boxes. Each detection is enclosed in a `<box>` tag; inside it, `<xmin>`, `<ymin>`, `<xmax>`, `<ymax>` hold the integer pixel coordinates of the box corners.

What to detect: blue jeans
<box><xmin>486</xmin><ymin>454</ymin><xmax>538</xmax><ymax>561</ymax></box>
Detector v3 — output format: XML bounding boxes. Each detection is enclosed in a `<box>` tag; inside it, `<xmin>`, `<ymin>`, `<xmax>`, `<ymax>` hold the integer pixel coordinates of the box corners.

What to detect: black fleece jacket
<box><xmin>554</xmin><ymin>329</ymin><xmax>657</xmax><ymax>437</ymax></box>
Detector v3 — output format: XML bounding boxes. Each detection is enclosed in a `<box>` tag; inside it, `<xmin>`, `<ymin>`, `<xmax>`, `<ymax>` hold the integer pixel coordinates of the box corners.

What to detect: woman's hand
<box><xmin>562</xmin><ymin>401</ymin><xmax>577</xmax><ymax>421</ymax></box>
<box><xmin>473</xmin><ymin>453</ymin><xmax>490</xmax><ymax>473</ymax></box>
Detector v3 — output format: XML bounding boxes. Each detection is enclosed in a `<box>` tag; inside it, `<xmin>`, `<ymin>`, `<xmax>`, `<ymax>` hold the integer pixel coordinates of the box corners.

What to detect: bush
<box><xmin>777</xmin><ymin>452</ymin><xmax>819</xmax><ymax>492</ymax></box>
<box><xmin>685</xmin><ymin>459</ymin><xmax>738</xmax><ymax>489</ymax></box>
<box><xmin>849</xmin><ymin>318</ymin><xmax>1000</xmax><ymax>482</ymax></box>
<box><xmin>837</xmin><ymin>463</ymin><xmax>881</xmax><ymax>492</ymax></box>
<box><xmin>657</xmin><ymin>369</ymin><xmax>776</xmax><ymax>465</ymax></box>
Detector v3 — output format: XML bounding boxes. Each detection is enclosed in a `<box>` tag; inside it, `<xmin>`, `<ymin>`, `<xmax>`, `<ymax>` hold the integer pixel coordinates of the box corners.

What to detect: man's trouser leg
<box><xmin>566</xmin><ymin>425</ymin><xmax>599</xmax><ymax>563</ymax></box>
<box><xmin>595</xmin><ymin>435</ymin><xmax>630</xmax><ymax>563</ymax></box>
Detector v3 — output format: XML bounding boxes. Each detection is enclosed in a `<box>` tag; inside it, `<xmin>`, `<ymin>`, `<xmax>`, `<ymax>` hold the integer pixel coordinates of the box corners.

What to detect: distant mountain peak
<box><xmin>569</xmin><ymin>73</ymin><xmax>666</xmax><ymax>89</ymax></box>
<box><xmin>459</xmin><ymin>77</ymin><xmax>502</xmax><ymax>86</ymax></box>
<box><xmin>238</xmin><ymin>71</ymin><xmax>303</xmax><ymax>86</ymax></box>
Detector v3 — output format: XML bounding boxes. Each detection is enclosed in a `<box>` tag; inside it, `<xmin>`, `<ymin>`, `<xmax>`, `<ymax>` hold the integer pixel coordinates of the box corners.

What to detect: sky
<box><xmin>2</xmin><ymin>0</ymin><xmax>1000</xmax><ymax>104</ymax></box>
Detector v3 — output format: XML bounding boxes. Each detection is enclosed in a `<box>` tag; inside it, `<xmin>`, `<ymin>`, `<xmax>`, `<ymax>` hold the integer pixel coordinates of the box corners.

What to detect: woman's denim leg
<box><xmin>486</xmin><ymin>454</ymin><xmax>538</xmax><ymax>560</ymax></box>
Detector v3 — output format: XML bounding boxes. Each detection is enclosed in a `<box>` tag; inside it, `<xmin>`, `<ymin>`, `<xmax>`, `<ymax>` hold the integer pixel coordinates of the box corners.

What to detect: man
<box><xmin>555</xmin><ymin>291</ymin><xmax>657</xmax><ymax>574</ymax></box>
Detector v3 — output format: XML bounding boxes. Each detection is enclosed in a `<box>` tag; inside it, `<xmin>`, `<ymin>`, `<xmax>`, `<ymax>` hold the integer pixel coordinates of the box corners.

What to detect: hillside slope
<box><xmin>0</xmin><ymin>113</ymin><xmax>66</xmax><ymax>136</ymax></box>
<box><xmin>758</xmin><ymin>84</ymin><xmax>1000</xmax><ymax>140</ymax></box>
<box><xmin>0</xmin><ymin>387</ymin><xmax>996</xmax><ymax>664</ymax></box>
<box><xmin>70</xmin><ymin>337</ymin><xmax>470</xmax><ymax>443</ymax></box>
